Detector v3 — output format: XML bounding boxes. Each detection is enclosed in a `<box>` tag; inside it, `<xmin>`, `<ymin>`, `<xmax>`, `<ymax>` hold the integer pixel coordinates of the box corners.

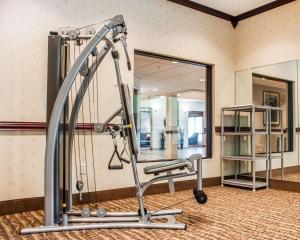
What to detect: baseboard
<box><xmin>268</xmin><ymin>165</ymin><xmax>300</xmax><ymax>176</ymax></box>
<box><xmin>239</xmin><ymin>165</ymin><xmax>300</xmax><ymax>178</ymax></box>
<box><xmin>0</xmin><ymin>177</ymin><xmax>220</xmax><ymax>216</ymax></box>
<box><xmin>270</xmin><ymin>179</ymin><xmax>300</xmax><ymax>193</ymax></box>
<box><xmin>0</xmin><ymin>196</ymin><xmax>44</xmax><ymax>217</ymax></box>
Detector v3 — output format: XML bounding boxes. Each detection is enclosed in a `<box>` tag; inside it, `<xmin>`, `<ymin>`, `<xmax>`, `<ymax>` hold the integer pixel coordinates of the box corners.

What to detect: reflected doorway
<box><xmin>139</xmin><ymin>107</ymin><xmax>151</xmax><ymax>150</ymax></box>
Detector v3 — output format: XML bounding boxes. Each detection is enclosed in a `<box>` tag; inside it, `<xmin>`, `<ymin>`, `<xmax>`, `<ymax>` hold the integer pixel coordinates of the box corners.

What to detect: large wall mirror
<box><xmin>235</xmin><ymin>60</ymin><xmax>300</xmax><ymax>183</ymax></box>
<box><xmin>134</xmin><ymin>50</ymin><xmax>212</xmax><ymax>162</ymax></box>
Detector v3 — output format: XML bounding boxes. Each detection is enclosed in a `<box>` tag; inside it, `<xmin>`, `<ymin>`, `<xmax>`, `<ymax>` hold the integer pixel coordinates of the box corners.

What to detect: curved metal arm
<box><xmin>44</xmin><ymin>15</ymin><xmax>125</xmax><ymax>227</ymax></box>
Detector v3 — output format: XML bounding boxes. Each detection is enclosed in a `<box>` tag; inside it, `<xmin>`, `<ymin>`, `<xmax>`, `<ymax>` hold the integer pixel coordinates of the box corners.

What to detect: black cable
<box><xmin>74</xmin><ymin>43</ymin><xmax>83</xmax><ymax>210</ymax></box>
<box><xmin>95</xmin><ymin>52</ymin><xmax>100</xmax><ymax>123</ymax></box>
<box><xmin>79</xmin><ymin>43</ymin><xmax>91</xmax><ymax>209</ymax></box>
<box><xmin>88</xmin><ymin>53</ymin><xmax>99</xmax><ymax>208</ymax></box>
<box><xmin>69</xmin><ymin>43</ymin><xmax>79</xmax><ymax>183</ymax></box>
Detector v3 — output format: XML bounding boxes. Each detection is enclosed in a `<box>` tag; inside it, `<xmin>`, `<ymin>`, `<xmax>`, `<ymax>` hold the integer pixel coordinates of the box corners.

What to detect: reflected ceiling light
<box><xmin>153</xmin><ymin>88</ymin><xmax>157</xmax><ymax>92</ymax></box>
<box><xmin>200</xmin><ymin>79</ymin><xmax>205</xmax><ymax>82</ymax></box>
<box><xmin>171</xmin><ymin>61</ymin><xmax>179</xmax><ymax>64</ymax></box>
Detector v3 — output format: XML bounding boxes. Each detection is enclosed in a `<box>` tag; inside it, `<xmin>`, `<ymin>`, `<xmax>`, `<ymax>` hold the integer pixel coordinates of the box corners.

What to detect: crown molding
<box><xmin>167</xmin><ymin>0</ymin><xmax>296</xmax><ymax>28</ymax></box>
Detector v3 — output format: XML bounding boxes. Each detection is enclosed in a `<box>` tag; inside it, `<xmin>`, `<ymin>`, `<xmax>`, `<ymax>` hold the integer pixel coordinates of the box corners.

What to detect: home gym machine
<box><xmin>21</xmin><ymin>15</ymin><xmax>207</xmax><ymax>234</ymax></box>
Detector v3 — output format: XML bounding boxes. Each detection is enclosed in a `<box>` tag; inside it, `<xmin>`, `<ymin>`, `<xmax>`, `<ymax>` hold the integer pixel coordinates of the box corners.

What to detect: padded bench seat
<box><xmin>144</xmin><ymin>159</ymin><xmax>193</xmax><ymax>175</ymax></box>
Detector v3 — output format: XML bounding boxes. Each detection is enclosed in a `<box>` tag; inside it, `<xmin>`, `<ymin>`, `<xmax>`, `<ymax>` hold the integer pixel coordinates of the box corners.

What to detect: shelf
<box><xmin>222</xmin><ymin>104</ymin><xmax>270</xmax><ymax>112</ymax></box>
<box><xmin>220</xmin><ymin>105</ymin><xmax>283</xmax><ymax>191</ymax></box>
<box><xmin>222</xmin><ymin>179</ymin><xmax>268</xmax><ymax>189</ymax></box>
<box><xmin>222</xmin><ymin>131</ymin><xmax>268</xmax><ymax>136</ymax></box>
<box><xmin>270</xmin><ymin>132</ymin><xmax>284</xmax><ymax>135</ymax></box>
<box><xmin>269</xmin><ymin>106</ymin><xmax>283</xmax><ymax>111</ymax></box>
<box><xmin>223</xmin><ymin>155</ymin><xmax>268</xmax><ymax>161</ymax></box>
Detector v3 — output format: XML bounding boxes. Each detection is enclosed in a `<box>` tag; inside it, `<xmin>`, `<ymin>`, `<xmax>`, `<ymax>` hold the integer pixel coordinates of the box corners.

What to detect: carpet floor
<box><xmin>0</xmin><ymin>186</ymin><xmax>299</xmax><ymax>240</ymax></box>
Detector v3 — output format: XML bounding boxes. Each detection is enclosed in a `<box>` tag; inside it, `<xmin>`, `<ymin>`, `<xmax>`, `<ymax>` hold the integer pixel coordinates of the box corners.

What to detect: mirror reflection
<box><xmin>134</xmin><ymin>52</ymin><xmax>211</xmax><ymax>161</ymax></box>
<box><xmin>235</xmin><ymin>60</ymin><xmax>299</xmax><ymax>183</ymax></box>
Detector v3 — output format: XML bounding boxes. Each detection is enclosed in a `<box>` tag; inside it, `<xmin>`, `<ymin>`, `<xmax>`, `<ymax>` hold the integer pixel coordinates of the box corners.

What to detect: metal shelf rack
<box><xmin>220</xmin><ymin>105</ymin><xmax>283</xmax><ymax>191</ymax></box>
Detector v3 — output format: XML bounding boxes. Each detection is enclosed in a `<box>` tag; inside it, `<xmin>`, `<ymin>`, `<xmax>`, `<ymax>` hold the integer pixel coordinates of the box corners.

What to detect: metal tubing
<box><xmin>68</xmin><ymin>209</ymin><xmax>183</xmax><ymax>217</ymax></box>
<box><xmin>266</xmin><ymin>108</ymin><xmax>269</xmax><ymax>188</ymax></box>
<box><xmin>45</xmin><ymin>25</ymin><xmax>110</xmax><ymax>227</ymax></box>
<box><xmin>268</xmin><ymin>108</ymin><xmax>272</xmax><ymax>178</ymax></box>
<box><xmin>234</xmin><ymin>111</ymin><xmax>238</xmax><ymax>180</ymax></box>
<box><xmin>46</xmin><ymin>34</ymin><xmax>65</xmax><ymax>223</ymax></box>
<box><xmin>252</xmin><ymin>106</ymin><xmax>256</xmax><ymax>191</ymax></box>
<box><xmin>111</xmin><ymin>51</ymin><xmax>145</xmax><ymax>219</ymax></box>
<box><xmin>21</xmin><ymin>222</ymin><xmax>186</xmax><ymax>235</ymax></box>
<box><xmin>131</xmin><ymin>155</ymin><xmax>146</xmax><ymax>220</ymax></box>
<box><xmin>68</xmin><ymin>216</ymin><xmax>139</xmax><ymax>223</ymax></box>
<box><xmin>167</xmin><ymin>171</ymin><xmax>175</xmax><ymax>193</ymax></box>
<box><xmin>141</xmin><ymin>172</ymin><xmax>196</xmax><ymax>194</ymax></box>
<box><xmin>61</xmin><ymin>35</ymin><xmax>94</xmax><ymax>40</ymax></box>
<box><xmin>221</xmin><ymin>110</ymin><xmax>224</xmax><ymax>186</ymax></box>
<box><xmin>280</xmin><ymin>110</ymin><xmax>284</xmax><ymax>179</ymax></box>
<box><xmin>196</xmin><ymin>157</ymin><xmax>203</xmax><ymax>191</ymax></box>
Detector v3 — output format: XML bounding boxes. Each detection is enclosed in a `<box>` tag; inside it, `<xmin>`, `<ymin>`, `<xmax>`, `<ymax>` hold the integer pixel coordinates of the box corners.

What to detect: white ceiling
<box><xmin>134</xmin><ymin>54</ymin><xmax>206</xmax><ymax>100</ymax></box>
<box><xmin>191</xmin><ymin>0</ymin><xmax>275</xmax><ymax>16</ymax></box>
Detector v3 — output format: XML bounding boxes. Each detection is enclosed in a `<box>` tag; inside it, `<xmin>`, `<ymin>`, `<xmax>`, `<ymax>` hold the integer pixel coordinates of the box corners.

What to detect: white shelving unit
<box><xmin>220</xmin><ymin>105</ymin><xmax>282</xmax><ymax>191</ymax></box>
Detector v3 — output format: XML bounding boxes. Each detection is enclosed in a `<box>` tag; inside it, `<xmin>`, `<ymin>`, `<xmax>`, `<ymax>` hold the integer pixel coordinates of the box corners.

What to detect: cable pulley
<box><xmin>91</xmin><ymin>47</ymin><xmax>98</xmax><ymax>57</ymax></box>
<box><xmin>67</xmin><ymin>30</ymin><xmax>79</xmax><ymax>40</ymax></box>
<box><xmin>80</xmin><ymin>59</ymin><xmax>89</xmax><ymax>77</ymax></box>
<box><xmin>76</xmin><ymin>180</ymin><xmax>84</xmax><ymax>201</ymax></box>
<box><xmin>81</xmin><ymin>208</ymin><xmax>91</xmax><ymax>218</ymax></box>
<box><xmin>96</xmin><ymin>208</ymin><xmax>106</xmax><ymax>218</ymax></box>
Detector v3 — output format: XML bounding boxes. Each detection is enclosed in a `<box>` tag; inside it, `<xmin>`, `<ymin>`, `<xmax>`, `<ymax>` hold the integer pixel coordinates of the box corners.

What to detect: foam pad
<box><xmin>143</xmin><ymin>159</ymin><xmax>193</xmax><ymax>175</ymax></box>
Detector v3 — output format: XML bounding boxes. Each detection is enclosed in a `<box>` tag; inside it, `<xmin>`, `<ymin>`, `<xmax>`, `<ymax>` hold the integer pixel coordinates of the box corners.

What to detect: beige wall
<box><xmin>0</xmin><ymin>0</ymin><xmax>235</xmax><ymax>201</ymax></box>
<box><xmin>234</xmin><ymin>0</ymin><xmax>300</xmax><ymax>70</ymax></box>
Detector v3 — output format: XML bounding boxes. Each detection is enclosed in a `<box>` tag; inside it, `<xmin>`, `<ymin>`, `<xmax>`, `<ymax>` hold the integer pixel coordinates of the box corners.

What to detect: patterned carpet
<box><xmin>0</xmin><ymin>186</ymin><xmax>300</xmax><ymax>240</ymax></box>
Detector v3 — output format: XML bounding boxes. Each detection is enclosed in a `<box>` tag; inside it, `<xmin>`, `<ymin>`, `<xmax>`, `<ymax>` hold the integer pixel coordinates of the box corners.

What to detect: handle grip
<box><xmin>120</xmin><ymin>156</ymin><xmax>130</xmax><ymax>164</ymax></box>
<box><xmin>108</xmin><ymin>165</ymin><xmax>123</xmax><ymax>170</ymax></box>
<box><xmin>121</xmin><ymin>37</ymin><xmax>131</xmax><ymax>71</ymax></box>
<box><xmin>127</xmin><ymin>61</ymin><xmax>131</xmax><ymax>71</ymax></box>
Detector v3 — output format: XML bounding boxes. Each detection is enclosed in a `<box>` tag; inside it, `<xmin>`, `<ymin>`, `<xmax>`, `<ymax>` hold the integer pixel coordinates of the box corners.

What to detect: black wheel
<box><xmin>193</xmin><ymin>188</ymin><xmax>207</xmax><ymax>204</ymax></box>
<box><xmin>138</xmin><ymin>208</ymin><xmax>147</xmax><ymax>216</ymax></box>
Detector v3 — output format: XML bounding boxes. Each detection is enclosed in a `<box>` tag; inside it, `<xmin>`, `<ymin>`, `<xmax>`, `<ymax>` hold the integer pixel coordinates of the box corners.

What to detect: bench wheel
<box><xmin>193</xmin><ymin>187</ymin><xmax>207</xmax><ymax>204</ymax></box>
